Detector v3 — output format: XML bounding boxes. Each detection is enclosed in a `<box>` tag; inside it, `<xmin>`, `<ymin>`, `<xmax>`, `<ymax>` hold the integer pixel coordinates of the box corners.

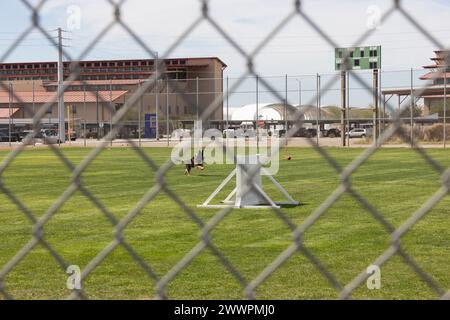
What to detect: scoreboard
<box><xmin>335</xmin><ymin>46</ymin><xmax>381</xmax><ymax>71</ymax></box>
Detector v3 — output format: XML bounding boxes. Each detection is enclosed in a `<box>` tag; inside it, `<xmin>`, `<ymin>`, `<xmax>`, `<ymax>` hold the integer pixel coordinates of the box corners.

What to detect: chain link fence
<box><xmin>0</xmin><ymin>0</ymin><xmax>449</xmax><ymax>300</ymax></box>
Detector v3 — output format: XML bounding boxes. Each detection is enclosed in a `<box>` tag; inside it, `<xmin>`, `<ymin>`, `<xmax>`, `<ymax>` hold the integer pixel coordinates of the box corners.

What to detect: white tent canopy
<box><xmin>230</xmin><ymin>103</ymin><xmax>299</xmax><ymax>121</ymax></box>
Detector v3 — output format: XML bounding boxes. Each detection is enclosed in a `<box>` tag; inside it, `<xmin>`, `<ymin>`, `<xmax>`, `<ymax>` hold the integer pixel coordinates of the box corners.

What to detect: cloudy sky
<box><xmin>0</xmin><ymin>0</ymin><xmax>449</xmax><ymax>108</ymax></box>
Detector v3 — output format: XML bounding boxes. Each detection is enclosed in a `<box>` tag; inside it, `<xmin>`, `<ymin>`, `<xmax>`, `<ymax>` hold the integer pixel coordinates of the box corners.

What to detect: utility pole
<box><xmin>57</xmin><ymin>28</ymin><xmax>66</xmax><ymax>144</ymax></box>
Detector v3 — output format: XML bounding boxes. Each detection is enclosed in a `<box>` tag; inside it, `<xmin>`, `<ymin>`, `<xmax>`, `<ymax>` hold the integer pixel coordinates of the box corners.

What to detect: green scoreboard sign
<box><xmin>335</xmin><ymin>46</ymin><xmax>381</xmax><ymax>71</ymax></box>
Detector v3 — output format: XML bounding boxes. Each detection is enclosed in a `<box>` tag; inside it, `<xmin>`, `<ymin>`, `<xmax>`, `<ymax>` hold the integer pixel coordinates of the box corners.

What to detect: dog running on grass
<box><xmin>184</xmin><ymin>150</ymin><xmax>205</xmax><ymax>176</ymax></box>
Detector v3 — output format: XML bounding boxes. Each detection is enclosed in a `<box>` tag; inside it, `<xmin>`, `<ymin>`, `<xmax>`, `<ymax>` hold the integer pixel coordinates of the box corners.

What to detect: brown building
<box><xmin>382</xmin><ymin>50</ymin><xmax>449</xmax><ymax>116</ymax></box>
<box><xmin>419</xmin><ymin>50</ymin><xmax>450</xmax><ymax>115</ymax></box>
<box><xmin>0</xmin><ymin>57</ymin><xmax>227</xmax><ymax>138</ymax></box>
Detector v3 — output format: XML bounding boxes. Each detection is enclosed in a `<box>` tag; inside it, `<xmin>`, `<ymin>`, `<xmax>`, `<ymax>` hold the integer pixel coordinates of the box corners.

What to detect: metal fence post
<box><xmin>444</xmin><ymin>69</ymin><xmax>447</xmax><ymax>149</ymax></box>
<box><xmin>226</xmin><ymin>76</ymin><xmax>229</xmax><ymax>129</ymax></box>
<box><xmin>373</xmin><ymin>69</ymin><xmax>379</xmax><ymax>146</ymax></box>
<box><xmin>410</xmin><ymin>68</ymin><xmax>414</xmax><ymax>148</ymax></box>
<box><xmin>83</xmin><ymin>85</ymin><xmax>87</xmax><ymax>147</ymax></box>
<box><xmin>196</xmin><ymin>76</ymin><xmax>199</xmax><ymax>122</ymax></box>
<box><xmin>155</xmin><ymin>57</ymin><xmax>159</xmax><ymax>141</ymax></box>
<box><xmin>139</xmin><ymin>81</ymin><xmax>142</xmax><ymax>148</ymax></box>
<box><xmin>256</xmin><ymin>75</ymin><xmax>259</xmax><ymax>151</ymax></box>
<box><xmin>316</xmin><ymin>73</ymin><xmax>320</xmax><ymax>146</ymax></box>
<box><xmin>8</xmin><ymin>82</ymin><xmax>12</xmax><ymax>147</ymax></box>
<box><xmin>341</xmin><ymin>71</ymin><xmax>347</xmax><ymax>147</ymax></box>
<box><xmin>347</xmin><ymin>72</ymin><xmax>351</xmax><ymax>147</ymax></box>
<box><xmin>285</xmin><ymin>74</ymin><xmax>288</xmax><ymax>146</ymax></box>
<box><xmin>110</xmin><ymin>79</ymin><xmax>113</xmax><ymax>147</ymax></box>
<box><xmin>166</xmin><ymin>78</ymin><xmax>170</xmax><ymax>147</ymax></box>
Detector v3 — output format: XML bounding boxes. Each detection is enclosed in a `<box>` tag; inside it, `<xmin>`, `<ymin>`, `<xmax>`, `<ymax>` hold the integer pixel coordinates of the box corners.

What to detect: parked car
<box><xmin>294</xmin><ymin>127</ymin><xmax>317</xmax><ymax>138</ymax></box>
<box><xmin>322</xmin><ymin>128</ymin><xmax>341</xmax><ymax>138</ymax></box>
<box><xmin>0</xmin><ymin>131</ymin><xmax>21</xmax><ymax>142</ymax></box>
<box><xmin>19</xmin><ymin>130</ymin><xmax>40</xmax><ymax>144</ymax></box>
<box><xmin>66</xmin><ymin>131</ymin><xmax>78</xmax><ymax>141</ymax></box>
<box><xmin>346</xmin><ymin>128</ymin><xmax>367</xmax><ymax>138</ymax></box>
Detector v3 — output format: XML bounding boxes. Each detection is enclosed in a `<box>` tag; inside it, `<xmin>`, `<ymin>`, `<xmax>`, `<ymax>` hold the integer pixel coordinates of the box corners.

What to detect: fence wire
<box><xmin>0</xmin><ymin>0</ymin><xmax>449</xmax><ymax>300</ymax></box>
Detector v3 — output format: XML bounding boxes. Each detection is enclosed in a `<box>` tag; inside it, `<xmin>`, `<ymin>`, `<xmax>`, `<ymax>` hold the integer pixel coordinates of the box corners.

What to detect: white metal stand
<box><xmin>198</xmin><ymin>156</ymin><xmax>299</xmax><ymax>209</ymax></box>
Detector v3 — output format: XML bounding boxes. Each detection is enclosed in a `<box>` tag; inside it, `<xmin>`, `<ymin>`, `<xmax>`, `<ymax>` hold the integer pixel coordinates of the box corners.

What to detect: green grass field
<box><xmin>0</xmin><ymin>147</ymin><xmax>449</xmax><ymax>300</ymax></box>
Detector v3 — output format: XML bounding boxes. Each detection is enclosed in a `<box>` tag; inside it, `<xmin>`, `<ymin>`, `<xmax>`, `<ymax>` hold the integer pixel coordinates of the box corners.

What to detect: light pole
<box><xmin>295</xmin><ymin>78</ymin><xmax>302</xmax><ymax>108</ymax></box>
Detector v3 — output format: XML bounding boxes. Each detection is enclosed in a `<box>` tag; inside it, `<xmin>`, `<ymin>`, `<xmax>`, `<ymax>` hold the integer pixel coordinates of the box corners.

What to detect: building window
<box><xmin>354</xmin><ymin>59</ymin><xmax>360</xmax><ymax>67</ymax></box>
<box><xmin>360</xmin><ymin>50</ymin><xmax>364</xmax><ymax>58</ymax></box>
<box><xmin>350</xmin><ymin>51</ymin><xmax>354</xmax><ymax>58</ymax></box>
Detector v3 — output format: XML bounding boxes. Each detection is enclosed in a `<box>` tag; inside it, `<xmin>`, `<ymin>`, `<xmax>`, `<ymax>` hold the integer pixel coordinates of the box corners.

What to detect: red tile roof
<box><xmin>43</xmin><ymin>80</ymin><xmax>143</xmax><ymax>87</ymax></box>
<box><xmin>0</xmin><ymin>90</ymin><xmax>128</xmax><ymax>104</ymax></box>
<box><xmin>0</xmin><ymin>108</ymin><xmax>19</xmax><ymax>118</ymax></box>
<box><xmin>420</xmin><ymin>72</ymin><xmax>450</xmax><ymax>80</ymax></box>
